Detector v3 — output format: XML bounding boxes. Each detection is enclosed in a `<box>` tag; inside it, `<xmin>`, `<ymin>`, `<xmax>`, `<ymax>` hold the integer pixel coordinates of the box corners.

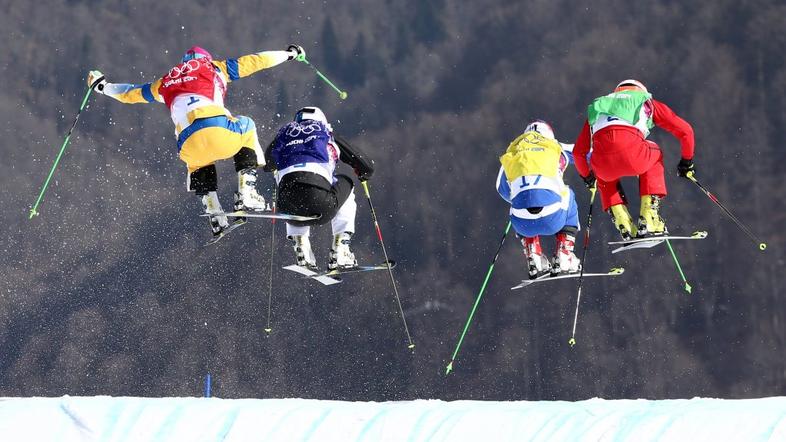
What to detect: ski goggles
<box><xmin>182</xmin><ymin>52</ymin><xmax>208</xmax><ymax>62</ymax></box>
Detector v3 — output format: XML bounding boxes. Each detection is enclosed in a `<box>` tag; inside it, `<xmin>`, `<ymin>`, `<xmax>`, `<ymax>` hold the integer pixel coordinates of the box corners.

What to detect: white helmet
<box><xmin>295</xmin><ymin>106</ymin><xmax>328</xmax><ymax>125</ymax></box>
<box><xmin>525</xmin><ymin>120</ymin><xmax>555</xmax><ymax>140</ymax></box>
<box><xmin>615</xmin><ymin>79</ymin><xmax>648</xmax><ymax>93</ymax></box>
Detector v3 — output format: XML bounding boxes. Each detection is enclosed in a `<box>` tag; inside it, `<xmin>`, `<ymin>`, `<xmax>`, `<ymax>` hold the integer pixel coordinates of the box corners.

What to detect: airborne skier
<box><xmin>496</xmin><ymin>120</ymin><xmax>581</xmax><ymax>279</ymax></box>
<box><xmin>86</xmin><ymin>44</ymin><xmax>306</xmax><ymax>237</ymax></box>
<box><xmin>573</xmin><ymin>79</ymin><xmax>696</xmax><ymax>240</ymax></box>
<box><xmin>264</xmin><ymin>106</ymin><xmax>374</xmax><ymax>271</ymax></box>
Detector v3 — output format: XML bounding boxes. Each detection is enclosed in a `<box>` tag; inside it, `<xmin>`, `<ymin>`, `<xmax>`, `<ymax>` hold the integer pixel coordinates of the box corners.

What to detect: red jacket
<box><xmin>573</xmin><ymin>99</ymin><xmax>695</xmax><ymax>178</ymax></box>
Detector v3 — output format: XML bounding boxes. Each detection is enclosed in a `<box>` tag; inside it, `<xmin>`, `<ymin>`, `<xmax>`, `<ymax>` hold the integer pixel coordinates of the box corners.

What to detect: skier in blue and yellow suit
<box><xmin>86</xmin><ymin>44</ymin><xmax>305</xmax><ymax>236</ymax></box>
<box><xmin>497</xmin><ymin>120</ymin><xmax>582</xmax><ymax>279</ymax></box>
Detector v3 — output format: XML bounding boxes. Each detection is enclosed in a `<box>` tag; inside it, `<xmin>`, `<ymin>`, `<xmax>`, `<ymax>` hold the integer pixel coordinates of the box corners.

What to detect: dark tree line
<box><xmin>0</xmin><ymin>0</ymin><xmax>783</xmax><ymax>400</ymax></box>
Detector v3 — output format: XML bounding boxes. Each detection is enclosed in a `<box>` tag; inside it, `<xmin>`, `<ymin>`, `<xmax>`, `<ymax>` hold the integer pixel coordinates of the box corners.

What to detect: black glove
<box><xmin>581</xmin><ymin>171</ymin><xmax>596</xmax><ymax>189</ymax></box>
<box><xmin>677</xmin><ymin>158</ymin><xmax>695</xmax><ymax>177</ymax></box>
<box><xmin>262</xmin><ymin>162</ymin><xmax>276</xmax><ymax>173</ymax></box>
<box><xmin>354</xmin><ymin>164</ymin><xmax>374</xmax><ymax>181</ymax></box>
<box><xmin>286</xmin><ymin>44</ymin><xmax>305</xmax><ymax>61</ymax></box>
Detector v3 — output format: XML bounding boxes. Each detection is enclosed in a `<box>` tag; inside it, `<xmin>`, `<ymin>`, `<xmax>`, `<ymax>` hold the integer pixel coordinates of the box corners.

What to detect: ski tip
<box><xmin>691</xmin><ymin>230</ymin><xmax>709</xmax><ymax>239</ymax></box>
<box><xmin>610</xmin><ymin>267</ymin><xmax>625</xmax><ymax>275</ymax></box>
<box><xmin>759</xmin><ymin>242</ymin><xmax>767</xmax><ymax>251</ymax></box>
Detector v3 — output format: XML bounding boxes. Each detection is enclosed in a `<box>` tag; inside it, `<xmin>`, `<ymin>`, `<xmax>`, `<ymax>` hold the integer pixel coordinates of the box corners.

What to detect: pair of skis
<box><xmin>202</xmin><ymin>210</ymin><xmax>320</xmax><ymax>246</ymax></box>
<box><xmin>511</xmin><ymin>231</ymin><xmax>707</xmax><ymax>289</ymax></box>
<box><xmin>283</xmin><ymin>261</ymin><xmax>397</xmax><ymax>285</ymax></box>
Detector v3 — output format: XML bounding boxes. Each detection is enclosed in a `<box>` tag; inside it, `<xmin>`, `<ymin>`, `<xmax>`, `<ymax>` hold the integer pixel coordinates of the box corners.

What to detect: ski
<box><xmin>204</xmin><ymin>218</ymin><xmax>247</xmax><ymax>246</ymax></box>
<box><xmin>609</xmin><ymin>231</ymin><xmax>708</xmax><ymax>254</ymax></box>
<box><xmin>282</xmin><ymin>264</ymin><xmax>342</xmax><ymax>286</ymax></box>
<box><xmin>511</xmin><ymin>267</ymin><xmax>625</xmax><ymax>290</ymax></box>
<box><xmin>305</xmin><ymin>261</ymin><xmax>397</xmax><ymax>279</ymax></box>
<box><xmin>199</xmin><ymin>210</ymin><xmax>320</xmax><ymax>222</ymax></box>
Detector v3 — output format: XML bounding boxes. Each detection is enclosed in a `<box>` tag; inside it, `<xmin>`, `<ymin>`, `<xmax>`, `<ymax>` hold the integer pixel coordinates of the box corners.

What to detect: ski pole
<box><xmin>264</xmin><ymin>182</ymin><xmax>278</xmax><ymax>334</ymax></box>
<box><xmin>665</xmin><ymin>239</ymin><xmax>692</xmax><ymax>294</ymax></box>
<box><xmin>29</xmin><ymin>79</ymin><xmax>101</xmax><ymax>218</ymax></box>
<box><xmin>360</xmin><ymin>181</ymin><xmax>415</xmax><ymax>350</ymax></box>
<box><xmin>446</xmin><ymin>220</ymin><xmax>511</xmax><ymax>375</ymax></box>
<box><xmin>569</xmin><ymin>186</ymin><xmax>597</xmax><ymax>347</ymax></box>
<box><xmin>685</xmin><ymin>171</ymin><xmax>766</xmax><ymax>251</ymax></box>
<box><xmin>296</xmin><ymin>54</ymin><xmax>348</xmax><ymax>100</ymax></box>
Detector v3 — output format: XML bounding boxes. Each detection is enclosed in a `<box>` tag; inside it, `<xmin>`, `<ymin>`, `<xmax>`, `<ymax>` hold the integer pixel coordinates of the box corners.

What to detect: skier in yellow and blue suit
<box><xmin>496</xmin><ymin>120</ymin><xmax>581</xmax><ymax>279</ymax></box>
<box><xmin>86</xmin><ymin>44</ymin><xmax>305</xmax><ymax>236</ymax></box>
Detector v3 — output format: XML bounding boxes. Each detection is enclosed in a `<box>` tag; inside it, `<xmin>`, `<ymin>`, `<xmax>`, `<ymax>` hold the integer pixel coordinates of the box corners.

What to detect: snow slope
<box><xmin>0</xmin><ymin>396</ymin><xmax>784</xmax><ymax>441</ymax></box>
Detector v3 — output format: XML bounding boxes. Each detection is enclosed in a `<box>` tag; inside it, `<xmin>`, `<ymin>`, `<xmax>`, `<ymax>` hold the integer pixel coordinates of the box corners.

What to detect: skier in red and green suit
<box><xmin>573</xmin><ymin>79</ymin><xmax>696</xmax><ymax>240</ymax></box>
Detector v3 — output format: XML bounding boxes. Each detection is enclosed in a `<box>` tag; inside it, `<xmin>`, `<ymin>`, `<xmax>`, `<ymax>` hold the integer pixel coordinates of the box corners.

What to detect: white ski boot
<box><xmin>234</xmin><ymin>167</ymin><xmax>268</xmax><ymax>212</ymax></box>
<box><xmin>552</xmin><ymin>232</ymin><xmax>581</xmax><ymax>275</ymax></box>
<box><xmin>522</xmin><ymin>236</ymin><xmax>551</xmax><ymax>279</ymax></box>
<box><xmin>200</xmin><ymin>191</ymin><xmax>230</xmax><ymax>237</ymax></box>
<box><xmin>289</xmin><ymin>234</ymin><xmax>317</xmax><ymax>270</ymax></box>
<box><xmin>328</xmin><ymin>232</ymin><xmax>358</xmax><ymax>270</ymax></box>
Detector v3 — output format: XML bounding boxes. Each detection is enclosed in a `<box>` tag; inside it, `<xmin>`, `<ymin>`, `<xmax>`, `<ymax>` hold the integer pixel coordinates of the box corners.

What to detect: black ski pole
<box><xmin>569</xmin><ymin>186</ymin><xmax>598</xmax><ymax>347</ymax></box>
<box><xmin>264</xmin><ymin>182</ymin><xmax>278</xmax><ymax>334</ymax></box>
<box><xmin>360</xmin><ymin>181</ymin><xmax>415</xmax><ymax>350</ymax></box>
<box><xmin>685</xmin><ymin>171</ymin><xmax>767</xmax><ymax>251</ymax></box>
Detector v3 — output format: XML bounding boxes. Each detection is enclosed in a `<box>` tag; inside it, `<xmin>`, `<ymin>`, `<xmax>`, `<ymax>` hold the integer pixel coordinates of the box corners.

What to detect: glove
<box><xmin>87</xmin><ymin>70</ymin><xmax>107</xmax><ymax>93</ymax></box>
<box><xmin>677</xmin><ymin>158</ymin><xmax>695</xmax><ymax>177</ymax></box>
<box><xmin>355</xmin><ymin>166</ymin><xmax>373</xmax><ymax>181</ymax></box>
<box><xmin>581</xmin><ymin>171</ymin><xmax>596</xmax><ymax>189</ymax></box>
<box><xmin>286</xmin><ymin>44</ymin><xmax>305</xmax><ymax>61</ymax></box>
<box><xmin>262</xmin><ymin>162</ymin><xmax>276</xmax><ymax>173</ymax></box>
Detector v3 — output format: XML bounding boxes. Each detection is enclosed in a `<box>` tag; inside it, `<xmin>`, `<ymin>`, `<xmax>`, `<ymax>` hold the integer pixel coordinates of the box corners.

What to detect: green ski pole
<box><xmin>665</xmin><ymin>239</ymin><xmax>692</xmax><ymax>294</ymax></box>
<box><xmin>446</xmin><ymin>221</ymin><xmax>511</xmax><ymax>375</ymax></box>
<box><xmin>29</xmin><ymin>79</ymin><xmax>100</xmax><ymax>219</ymax></box>
<box><xmin>296</xmin><ymin>54</ymin><xmax>348</xmax><ymax>100</ymax></box>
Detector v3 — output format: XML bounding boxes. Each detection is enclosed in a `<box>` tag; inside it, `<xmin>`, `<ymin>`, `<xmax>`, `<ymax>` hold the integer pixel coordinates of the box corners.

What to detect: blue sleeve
<box><xmin>496</xmin><ymin>167</ymin><xmax>512</xmax><ymax>203</ymax></box>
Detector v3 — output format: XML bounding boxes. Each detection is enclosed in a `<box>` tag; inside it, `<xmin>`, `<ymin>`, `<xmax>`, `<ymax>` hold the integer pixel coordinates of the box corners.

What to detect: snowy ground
<box><xmin>0</xmin><ymin>396</ymin><xmax>784</xmax><ymax>441</ymax></box>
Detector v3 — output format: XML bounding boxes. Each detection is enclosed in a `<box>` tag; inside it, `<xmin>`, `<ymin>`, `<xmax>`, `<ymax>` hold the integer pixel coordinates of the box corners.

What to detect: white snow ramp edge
<box><xmin>0</xmin><ymin>396</ymin><xmax>785</xmax><ymax>441</ymax></box>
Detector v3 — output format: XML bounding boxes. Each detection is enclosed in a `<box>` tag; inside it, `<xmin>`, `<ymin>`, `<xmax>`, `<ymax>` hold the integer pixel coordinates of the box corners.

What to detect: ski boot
<box><xmin>200</xmin><ymin>191</ymin><xmax>230</xmax><ymax>237</ymax></box>
<box><xmin>233</xmin><ymin>167</ymin><xmax>268</xmax><ymax>212</ymax></box>
<box><xmin>288</xmin><ymin>234</ymin><xmax>318</xmax><ymax>270</ymax></box>
<box><xmin>637</xmin><ymin>195</ymin><xmax>667</xmax><ymax>237</ymax></box>
<box><xmin>522</xmin><ymin>236</ymin><xmax>551</xmax><ymax>279</ymax></box>
<box><xmin>552</xmin><ymin>232</ymin><xmax>581</xmax><ymax>275</ymax></box>
<box><xmin>328</xmin><ymin>232</ymin><xmax>358</xmax><ymax>270</ymax></box>
<box><xmin>608</xmin><ymin>204</ymin><xmax>637</xmax><ymax>241</ymax></box>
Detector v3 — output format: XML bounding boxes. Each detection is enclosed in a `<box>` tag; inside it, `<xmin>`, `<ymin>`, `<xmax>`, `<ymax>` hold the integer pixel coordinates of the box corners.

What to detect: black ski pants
<box><xmin>277</xmin><ymin>172</ymin><xmax>354</xmax><ymax>227</ymax></box>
